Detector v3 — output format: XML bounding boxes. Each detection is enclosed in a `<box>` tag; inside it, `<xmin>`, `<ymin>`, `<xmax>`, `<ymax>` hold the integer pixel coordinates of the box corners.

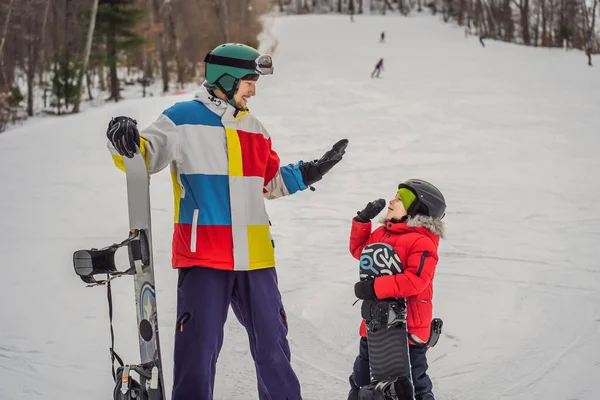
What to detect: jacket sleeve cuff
<box><xmin>351</xmin><ymin>218</ymin><xmax>372</xmax><ymax>230</ymax></box>
<box><xmin>280</xmin><ymin>161</ymin><xmax>307</xmax><ymax>194</ymax></box>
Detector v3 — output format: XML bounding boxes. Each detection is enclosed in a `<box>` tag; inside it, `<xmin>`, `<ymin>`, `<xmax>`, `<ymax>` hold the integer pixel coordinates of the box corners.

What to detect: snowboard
<box><xmin>73</xmin><ymin>151</ymin><xmax>165</xmax><ymax>400</ymax></box>
<box><xmin>358</xmin><ymin>243</ymin><xmax>414</xmax><ymax>400</ymax></box>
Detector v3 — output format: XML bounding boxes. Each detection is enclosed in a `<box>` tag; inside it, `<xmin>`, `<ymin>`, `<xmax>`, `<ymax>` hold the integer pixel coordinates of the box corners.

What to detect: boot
<box><xmin>416</xmin><ymin>390</ymin><xmax>435</xmax><ymax>400</ymax></box>
<box><xmin>348</xmin><ymin>375</ymin><xmax>360</xmax><ymax>400</ymax></box>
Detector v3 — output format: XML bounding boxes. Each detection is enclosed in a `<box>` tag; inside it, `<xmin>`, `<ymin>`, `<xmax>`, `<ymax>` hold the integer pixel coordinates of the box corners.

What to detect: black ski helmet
<box><xmin>398</xmin><ymin>179</ymin><xmax>446</xmax><ymax>220</ymax></box>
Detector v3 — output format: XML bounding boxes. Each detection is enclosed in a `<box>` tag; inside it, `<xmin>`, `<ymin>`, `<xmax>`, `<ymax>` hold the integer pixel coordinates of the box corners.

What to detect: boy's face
<box><xmin>234</xmin><ymin>79</ymin><xmax>257</xmax><ymax>110</ymax></box>
<box><xmin>385</xmin><ymin>193</ymin><xmax>408</xmax><ymax>220</ymax></box>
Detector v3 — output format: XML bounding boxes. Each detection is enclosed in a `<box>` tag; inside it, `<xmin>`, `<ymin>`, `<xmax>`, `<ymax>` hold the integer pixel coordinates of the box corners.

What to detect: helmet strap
<box><xmin>218</xmin><ymin>77</ymin><xmax>240</xmax><ymax>108</ymax></box>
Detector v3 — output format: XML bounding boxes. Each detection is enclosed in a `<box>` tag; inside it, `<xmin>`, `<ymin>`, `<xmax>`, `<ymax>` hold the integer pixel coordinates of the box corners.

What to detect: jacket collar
<box><xmin>194</xmin><ymin>83</ymin><xmax>251</xmax><ymax>123</ymax></box>
<box><xmin>193</xmin><ymin>83</ymin><xmax>230</xmax><ymax>118</ymax></box>
<box><xmin>381</xmin><ymin>215</ymin><xmax>445</xmax><ymax>243</ymax></box>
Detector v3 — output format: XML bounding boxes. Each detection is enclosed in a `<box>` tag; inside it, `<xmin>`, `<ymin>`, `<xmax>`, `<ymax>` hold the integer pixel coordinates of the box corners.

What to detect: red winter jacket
<box><xmin>350</xmin><ymin>215</ymin><xmax>444</xmax><ymax>343</ymax></box>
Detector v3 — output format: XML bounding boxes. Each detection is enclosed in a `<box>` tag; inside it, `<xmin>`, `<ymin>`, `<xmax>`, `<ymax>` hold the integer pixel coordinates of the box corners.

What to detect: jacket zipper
<box><xmin>416</xmin><ymin>251</ymin><xmax>429</xmax><ymax>276</ymax></box>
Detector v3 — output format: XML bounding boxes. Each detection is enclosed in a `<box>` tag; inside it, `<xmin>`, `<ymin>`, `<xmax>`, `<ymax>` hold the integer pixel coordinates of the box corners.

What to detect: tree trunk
<box><xmin>504</xmin><ymin>0</ymin><xmax>514</xmax><ymax>41</ymax></box>
<box><xmin>582</xmin><ymin>0</ymin><xmax>598</xmax><ymax>42</ymax></box>
<box><xmin>541</xmin><ymin>0</ymin><xmax>547</xmax><ymax>45</ymax></box>
<box><xmin>151</xmin><ymin>0</ymin><xmax>169</xmax><ymax>93</ymax></box>
<box><xmin>222</xmin><ymin>0</ymin><xmax>230</xmax><ymax>41</ymax></box>
<box><xmin>25</xmin><ymin>0</ymin><xmax>41</xmax><ymax>116</ymax></box>
<box><xmin>0</xmin><ymin>0</ymin><xmax>15</xmax><ymax>87</ymax></box>
<box><xmin>99</xmin><ymin>66</ymin><xmax>106</xmax><ymax>91</ymax></box>
<box><xmin>52</xmin><ymin>1</ymin><xmax>61</xmax><ymax>114</ymax></box>
<box><xmin>520</xmin><ymin>0</ymin><xmax>531</xmax><ymax>44</ymax></box>
<box><xmin>107</xmin><ymin>23</ymin><xmax>120</xmax><ymax>101</ymax></box>
<box><xmin>27</xmin><ymin>39</ymin><xmax>37</xmax><ymax>116</ymax></box>
<box><xmin>64</xmin><ymin>0</ymin><xmax>72</xmax><ymax>111</ymax></box>
<box><xmin>38</xmin><ymin>0</ymin><xmax>52</xmax><ymax>87</ymax></box>
<box><xmin>72</xmin><ymin>0</ymin><xmax>99</xmax><ymax>113</ymax></box>
<box><xmin>86</xmin><ymin>70</ymin><xmax>93</xmax><ymax>101</ymax></box>
<box><xmin>458</xmin><ymin>0</ymin><xmax>466</xmax><ymax>24</ymax></box>
<box><xmin>0</xmin><ymin>0</ymin><xmax>14</xmax><ymax>62</ymax></box>
<box><xmin>533</xmin><ymin>15</ymin><xmax>539</xmax><ymax>45</ymax></box>
<box><xmin>165</xmin><ymin>4</ymin><xmax>184</xmax><ymax>88</ymax></box>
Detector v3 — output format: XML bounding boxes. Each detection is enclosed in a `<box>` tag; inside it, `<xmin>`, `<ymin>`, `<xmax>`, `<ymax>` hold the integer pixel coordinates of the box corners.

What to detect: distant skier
<box><xmin>464</xmin><ymin>27</ymin><xmax>468</xmax><ymax>38</ymax></box>
<box><xmin>348</xmin><ymin>179</ymin><xmax>446</xmax><ymax>400</ymax></box>
<box><xmin>585</xmin><ymin>41</ymin><xmax>593</xmax><ymax>66</ymax></box>
<box><xmin>380</xmin><ymin>31</ymin><xmax>385</xmax><ymax>43</ymax></box>
<box><xmin>106</xmin><ymin>43</ymin><xmax>349</xmax><ymax>400</ymax></box>
<box><xmin>479</xmin><ymin>34</ymin><xmax>486</xmax><ymax>47</ymax></box>
<box><xmin>371</xmin><ymin>58</ymin><xmax>384</xmax><ymax>78</ymax></box>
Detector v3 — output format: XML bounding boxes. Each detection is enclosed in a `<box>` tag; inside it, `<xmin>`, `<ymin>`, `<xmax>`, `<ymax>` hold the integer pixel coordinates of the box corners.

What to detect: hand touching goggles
<box><xmin>204</xmin><ymin>53</ymin><xmax>274</xmax><ymax>75</ymax></box>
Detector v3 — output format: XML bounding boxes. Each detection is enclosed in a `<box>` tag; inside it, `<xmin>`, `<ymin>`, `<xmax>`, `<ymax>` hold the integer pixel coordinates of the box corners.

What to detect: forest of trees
<box><xmin>0</xmin><ymin>0</ymin><xmax>596</xmax><ymax>132</ymax></box>
<box><xmin>0</xmin><ymin>0</ymin><xmax>271</xmax><ymax>131</ymax></box>
<box><xmin>280</xmin><ymin>0</ymin><xmax>599</xmax><ymax>51</ymax></box>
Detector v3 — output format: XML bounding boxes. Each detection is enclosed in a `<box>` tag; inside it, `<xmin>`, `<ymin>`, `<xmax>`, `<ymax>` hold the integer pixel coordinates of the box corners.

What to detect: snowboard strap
<box><xmin>107</xmin><ymin>278</ymin><xmax>124</xmax><ymax>381</ymax></box>
<box><xmin>409</xmin><ymin>318</ymin><xmax>444</xmax><ymax>348</ymax></box>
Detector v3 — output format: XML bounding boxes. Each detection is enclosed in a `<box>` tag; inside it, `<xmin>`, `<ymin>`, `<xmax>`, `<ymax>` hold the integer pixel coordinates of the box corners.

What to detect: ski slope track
<box><xmin>1</xmin><ymin>13</ymin><xmax>600</xmax><ymax>400</ymax></box>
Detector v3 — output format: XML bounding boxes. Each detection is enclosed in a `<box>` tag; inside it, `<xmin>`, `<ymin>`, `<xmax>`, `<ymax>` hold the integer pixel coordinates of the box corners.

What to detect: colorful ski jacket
<box><xmin>108</xmin><ymin>86</ymin><xmax>307</xmax><ymax>271</ymax></box>
<box><xmin>350</xmin><ymin>215</ymin><xmax>444</xmax><ymax>343</ymax></box>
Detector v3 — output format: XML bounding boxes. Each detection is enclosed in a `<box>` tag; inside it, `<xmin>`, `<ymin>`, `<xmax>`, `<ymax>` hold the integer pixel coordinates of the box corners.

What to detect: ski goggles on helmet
<box><xmin>204</xmin><ymin>53</ymin><xmax>274</xmax><ymax>75</ymax></box>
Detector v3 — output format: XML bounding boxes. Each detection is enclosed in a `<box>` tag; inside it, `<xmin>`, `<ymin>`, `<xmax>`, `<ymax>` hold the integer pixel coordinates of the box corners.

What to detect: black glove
<box><xmin>354</xmin><ymin>279</ymin><xmax>377</xmax><ymax>300</ymax></box>
<box><xmin>107</xmin><ymin>116</ymin><xmax>140</xmax><ymax>158</ymax></box>
<box><xmin>299</xmin><ymin>139</ymin><xmax>349</xmax><ymax>187</ymax></box>
<box><xmin>355</xmin><ymin>198</ymin><xmax>386</xmax><ymax>223</ymax></box>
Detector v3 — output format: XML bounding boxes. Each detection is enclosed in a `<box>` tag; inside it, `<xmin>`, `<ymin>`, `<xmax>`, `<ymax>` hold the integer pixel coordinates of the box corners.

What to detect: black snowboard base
<box><xmin>359</xmin><ymin>243</ymin><xmax>414</xmax><ymax>400</ymax></box>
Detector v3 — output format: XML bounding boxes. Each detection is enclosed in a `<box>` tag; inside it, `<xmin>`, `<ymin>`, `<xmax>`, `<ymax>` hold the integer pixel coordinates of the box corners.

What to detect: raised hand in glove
<box><xmin>299</xmin><ymin>139</ymin><xmax>349</xmax><ymax>187</ymax></box>
<box><xmin>107</xmin><ymin>116</ymin><xmax>140</xmax><ymax>158</ymax></box>
<box><xmin>354</xmin><ymin>279</ymin><xmax>377</xmax><ymax>300</ymax></box>
<box><xmin>355</xmin><ymin>198</ymin><xmax>386</xmax><ymax>223</ymax></box>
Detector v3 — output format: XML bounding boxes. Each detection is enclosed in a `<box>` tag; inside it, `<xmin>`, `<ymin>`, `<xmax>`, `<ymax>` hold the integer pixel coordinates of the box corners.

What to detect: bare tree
<box><xmin>150</xmin><ymin>0</ymin><xmax>169</xmax><ymax>92</ymax></box>
<box><xmin>72</xmin><ymin>0</ymin><xmax>99</xmax><ymax>113</ymax></box>
<box><xmin>0</xmin><ymin>0</ymin><xmax>15</xmax><ymax>86</ymax></box>
<box><xmin>164</xmin><ymin>2</ymin><xmax>184</xmax><ymax>89</ymax></box>
<box><xmin>24</xmin><ymin>0</ymin><xmax>44</xmax><ymax>116</ymax></box>
<box><xmin>37</xmin><ymin>0</ymin><xmax>52</xmax><ymax>86</ymax></box>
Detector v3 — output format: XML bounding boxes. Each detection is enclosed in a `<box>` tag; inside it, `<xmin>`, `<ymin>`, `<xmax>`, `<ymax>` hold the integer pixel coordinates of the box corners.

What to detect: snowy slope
<box><xmin>1</xmin><ymin>13</ymin><xmax>600</xmax><ymax>400</ymax></box>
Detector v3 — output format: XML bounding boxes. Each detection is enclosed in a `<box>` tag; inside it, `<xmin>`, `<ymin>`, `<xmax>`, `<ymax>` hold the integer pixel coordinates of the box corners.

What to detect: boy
<box><xmin>348</xmin><ymin>179</ymin><xmax>446</xmax><ymax>400</ymax></box>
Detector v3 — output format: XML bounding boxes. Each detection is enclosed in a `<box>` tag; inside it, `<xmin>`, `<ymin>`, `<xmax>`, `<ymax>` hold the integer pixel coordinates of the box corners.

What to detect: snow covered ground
<box><xmin>1</xmin><ymin>12</ymin><xmax>600</xmax><ymax>400</ymax></box>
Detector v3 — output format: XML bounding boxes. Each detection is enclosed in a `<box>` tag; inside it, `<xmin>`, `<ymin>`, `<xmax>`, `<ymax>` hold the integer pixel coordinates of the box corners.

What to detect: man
<box><xmin>371</xmin><ymin>58</ymin><xmax>384</xmax><ymax>78</ymax></box>
<box><xmin>585</xmin><ymin>41</ymin><xmax>593</xmax><ymax>66</ymax></box>
<box><xmin>106</xmin><ymin>43</ymin><xmax>349</xmax><ymax>400</ymax></box>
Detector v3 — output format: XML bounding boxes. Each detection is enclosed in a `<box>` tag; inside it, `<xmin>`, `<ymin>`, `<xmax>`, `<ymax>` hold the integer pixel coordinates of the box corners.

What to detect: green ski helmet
<box><xmin>204</xmin><ymin>43</ymin><xmax>274</xmax><ymax>107</ymax></box>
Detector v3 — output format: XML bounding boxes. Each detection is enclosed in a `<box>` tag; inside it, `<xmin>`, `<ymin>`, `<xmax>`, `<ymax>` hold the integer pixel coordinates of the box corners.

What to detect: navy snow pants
<box><xmin>171</xmin><ymin>266</ymin><xmax>302</xmax><ymax>400</ymax></box>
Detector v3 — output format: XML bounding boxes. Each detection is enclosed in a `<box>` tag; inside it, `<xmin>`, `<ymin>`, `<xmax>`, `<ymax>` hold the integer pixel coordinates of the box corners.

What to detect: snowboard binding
<box><xmin>362</xmin><ymin>298</ymin><xmax>408</xmax><ymax>333</ymax></box>
<box><xmin>114</xmin><ymin>363</ymin><xmax>162</xmax><ymax>400</ymax></box>
<box><xmin>73</xmin><ymin>229</ymin><xmax>150</xmax><ymax>286</ymax></box>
